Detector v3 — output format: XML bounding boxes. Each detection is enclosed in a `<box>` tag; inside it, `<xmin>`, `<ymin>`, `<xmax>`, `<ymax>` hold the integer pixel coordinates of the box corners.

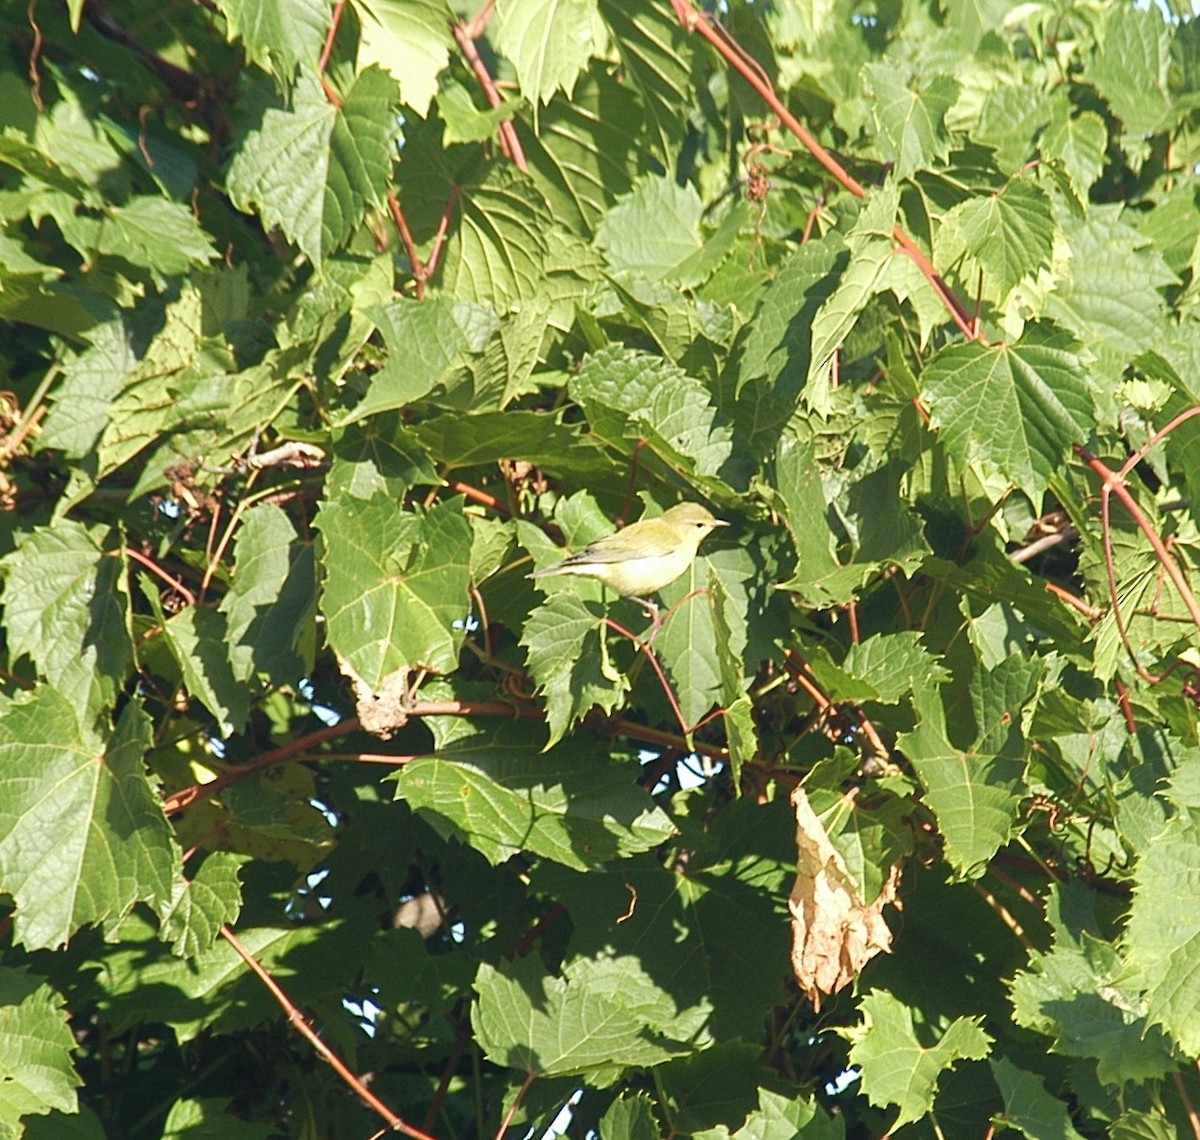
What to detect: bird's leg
<box><xmin>630</xmin><ymin>595</ymin><xmax>663</xmax><ymax>643</ymax></box>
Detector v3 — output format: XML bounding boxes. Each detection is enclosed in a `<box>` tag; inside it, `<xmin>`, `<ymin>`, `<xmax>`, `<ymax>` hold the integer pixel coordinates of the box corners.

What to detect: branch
<box><xmin>162</xmin><ymin>719</ymin><xmax>357</xmax><ymax>814</ymax></box>
<box><xmin>493</xmin><ymin>1072</ymin><xmax>538</xmax><ymax>1140</ymax></box>
<box><xmin>1044</xmin><ymin>582</ymin><xmax>1103</xmax><ymax>622</ymax></box>
<box><xmin>83</xmin><ymin>0</ymin><xmax>203</xmax><ymax>103</ymax></box>
<box><xmin>318</xmin><ymin>0</ymin><xmax>345</xmax><ymax>73</ymax></box>
<box><xmin>1009</xmin><ymin>526</ymin><xmax>1077</xmax><ymax>565</ymax></box>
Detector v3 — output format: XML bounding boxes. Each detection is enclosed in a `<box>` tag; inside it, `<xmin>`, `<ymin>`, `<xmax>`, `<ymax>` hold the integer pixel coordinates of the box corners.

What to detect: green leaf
<box><xmin>595</xmin><ymin>176</ymin><xmax>737</xmax><ymax>288</ymax></box>
<box><xmin>61</xmin><ymin>278</ymin><xmax>290</xmax><ymax>500</ymax></box>
<box><xmin>0</xmin><ymin>520</ymin><xmax>132</xmax><ymax>724</ymax></box>
<box><xmin>972</xmin><ymin>83</ymin><xmax>1054</xmax><ymax>174</ymax></box>
<box><xmin>394</xmin><ymin>724</ymin><xmax>674</xmax><ymax>869</ymax></box>
<box><xmin>944</xmin><ymin>179</ymin><xmax>1055</xmax><ymax>299</ymax></box>
<box><xmin>596</xmin><ymin>0</ymin><xmax>692</xmax><ymax>159</ymax></box>
<box><xmin>412</xmin><ymin>409</ymin><xmax>618</xmax><ymax>480</ymax></box>
<box><xmin>697</xmin><ymin>1087</ymin><xmax>839</xmax><ymax>1140</ymax></box>
<box><xmin>440</xmin><ymin>165</ymin><xmax>557</xmax><ymax>310</ymax></box>
<box><xmin>218</xmin><ymin>504</ymin><xmax>317</xmax><ymax>686</ymax></box>
<box><xmin>159</xmin><ymin>854</ymin><xmax>246</xmax><ymax>958</ymax></box>
<box><xmin>159</xmin><ymin>605</ymin><xmax>251</xmax><ymax>736</ymax></box>
<box><xmin>897</xmin><ymin>665</ymin><xmax>1031</xmax><ymax>878</ymax></box>
<box><xmin>659</xmin><ymin>1041</ymin><xmax>769</xmax><ymax>1133</ymax></box>
<box><xmin>450</xmin><ymin>300</ymin><xmax>550</xmax><ymax>409</ymax></box>
<box><xmin>344</xmin><ymin>295</ymin><xmax>497</xmax><ymax>424</ymax></box>
<box><xmin>521</xmin><ymin>591</ymin><xmax>629</xmax><ymax>745</ymax></box>
<box><xmin>1042</xmin><ymin>103</ymin><xmax>1108</xmax><ymax>201</ymax></box>
<box><xmin>650</xmin><ymin>586</ymin><xmax>722</xmax><ymax>735</ymax></box>
<box><xmin>1045</xmin><ymin>206</ymin><xmax>1178</xmax><ymax>381</ymax></box>
<box><xmin>0</xmin><ymin>692</ymin><xmax>179</xmax><ymax>950</ymax></box>
<box><xmin>807</xmin><ymin>632</ymin><xmax>947</xmax><ymax>706</ymax></box>
<box><xmin>38</xmin><ymin>317</ymin><xmax>140</xmax><ymax>456</ymax></box>
<box><xmin>494</xmin><ymin>0</ymin><xmax>597</xmax><ymax>107</ymax></box>
<box><xmin>921</xmin><ymin>321</ymin><xmax>1093</xmax><ymax>500</ymax></box>
<box><xmin>989</xmin><ymin>1056</ymin><xmax>1086</xmax><ymax>1140</ymax></box>
<box><xmin>541</xmin><ymin>843</ymin><xmax>793</xmax><ymax>1043</ymax></box>
<box><xmin>328</xmin><ymin>416</ymin><xmax>441</xmax><ymax>499</ymax></box>
<box><xmin>516</xmin><ymin>64</ymin><xmax>644</xmax><ymax>231</ymax></box>
<box><xmin>1010</xmin><ymin>883</ymin><xmax>1174</xmax><ymax>1085</ymax></box>
<box><xmin>161</xmin><ymin>1097</ymin><xmax>280</xmax><ymax>1139</ymax></box>
<box><xmin>1085</xmin><ymin>4</ymin><xmax>1172</xmax><ymax>139</ymax></box>
<box><xmin>805</xmin><ymin>188</ymin><xmax>899</xmax><ymax>412</ymax></box>
<box><xmin>846</xmin><ymin>989</ymin><xmax>991</xmax><ymax>1130</ymax></box>
<box><xmin>473</xmin><ymin>955</ymin><xmax>690</xmax><ymax>1082</ymax></box>
<box><xmin>87</xmin><ymin>196</ymin><xmax>215</xmax><ymax>277</ymax></box>
<box><xmin>315</xmin><ymin>495</ymin><xmax>472</xmax><ymax>686</ymax></box>
<box><xmin>709</xmin><ymin>575</ymin><xmax>759</xmax><ymax>781</ymax></box>
<box><xmin>353</xmin><ymin>0</ymin><xmax>456</xmax><ymax>116</ymax></box>
<box><xmin>1123</xmin><ymin>808</ymin><xmax>1200</xmax><ymax>1056</ymax></box>
<box><xmin>599</xmin><ymin>1092</ymin><xmax>660</xmax><ymax>1140</ymax></box>
<box><xmin>923</xmin><ymin>539</ymin><xmax>1089</xmax><ymax>649</ymax></box>
<box><xmin>213</xmin><ymin>0</ymin><xmax>330</xmax><ymax>77</ymax></box>
<box><xmin>438</xmin><ymin>81</ymin><xmax>522</xmax><ymax>146</ymax></box>
<box><xmin>226</xmin><ymin>67</ymin><xmax>399</xmax><ymax>267</ymax></box>
<box><xmin>92</xmin><ymin>917</ymin><xmax>366</xmax><ymax>1041</ymax></box>
<box><xmin>864</xmin><ymin>63</ymin><xmax>958</xmax><ymax>179</ymax></box>
<box><xmin>769</xmin><ymin>433</ymin><xmax>840</xmax><ymax>582</ymax></box>
<box><xmin>653</xmin><ymin>540</ymin><xmax>767</xmax><ymax>735</ymax></box>
<box><xmin>572</xmin><ymin>345</ymin><xmax>732</xmax><ymax>481</ymax></box>
<box><xmin>0</xmin><ymin>968</ymin><xmax>81</xmax><ymax>1133</ymax></box>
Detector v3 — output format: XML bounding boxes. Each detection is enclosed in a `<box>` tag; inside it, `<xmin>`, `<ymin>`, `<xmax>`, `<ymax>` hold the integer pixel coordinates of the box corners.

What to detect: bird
<box><xmin>529</xmin><ymin>502</ymin><xmax>728</xmax><ymax>609</ymax></box>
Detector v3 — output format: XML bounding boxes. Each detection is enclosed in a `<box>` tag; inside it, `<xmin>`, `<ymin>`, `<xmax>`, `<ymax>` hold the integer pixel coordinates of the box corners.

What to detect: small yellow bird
<box><xmin>529</xmin><ymin>502</ymin><xmax>728</xmax><ymax>599</ymax></box>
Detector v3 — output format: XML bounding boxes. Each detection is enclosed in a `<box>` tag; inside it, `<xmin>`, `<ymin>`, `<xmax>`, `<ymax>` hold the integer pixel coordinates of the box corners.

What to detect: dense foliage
<box><xmin>3</xmin><ymin>0</ymin><xmax>1200</xmax><ymax>1136</ymax></box>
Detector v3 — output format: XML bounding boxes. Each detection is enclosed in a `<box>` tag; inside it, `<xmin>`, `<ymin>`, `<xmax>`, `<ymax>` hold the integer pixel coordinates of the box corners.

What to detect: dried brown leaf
<box><xmin>788</xmin><ymin>785</ymin><xmax>902</xmax><ymax>1008</ymax></box>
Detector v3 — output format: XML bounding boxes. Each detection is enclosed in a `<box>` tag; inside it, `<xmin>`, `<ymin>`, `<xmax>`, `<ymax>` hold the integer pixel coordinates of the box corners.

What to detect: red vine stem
<box><xmin>1114</xmin><ymin>679</ymin><xmax>1138</xmax><ymax>734</ymax></box>
<box><xmin>668</xmin><ymin>0</ymin><xmax>980</xmax><ymax>342</ymax></box>
<box><xmin>784</xmin><ymin>650</ymin><xmax>890</xmax><ymax>762</ymax></box>
<box><xmin>605</xmin><ymin>616</ymin><xmax>690</xmax><ymax>736</ymax></box>
<box><xmin>1077</xmin><ymin>438</ymin><xmax>1200</xmax><ymax>641</ymax></box>
<box><xmin>422</xmin><ymin>1015</ymin><xmax>473</xmax><ymax>1133</ymax></box>
<box><xmin>452</xmin><ymin>5</ymin><xmax>527</xmax><ymax>172</ymax></box>
<box><xmin>1174</xmin><ymin>1066</ymin><xmax>1200</xmax><ymax>1140</ymax></box>
<box><xmin>219</xmin><ymin>925</ymin><xmax>436</xmax><ymax>1140</ymax></box>
<box><xmin>125</xmin><ymin>548</ymin><xmax>197</xmax><ymax>607</ymax></box>
<box><xmin>1099</xmin><ymin>474</ymin><xmax>1163</xmax><ymax>684</ymax></box>
<box><xmin>466</xmin><ymin>0</ymin><xmax>497</xmax><ymax>39</ymax></box>
<box><xmin>388</xmin><ymin>187</ymin><xmax>460</xmax><ymax>300</ymax></box>
<box><xmin>447</xmin><ymin>478</ymin><xmax>503</xmax><ymax>511</ymax></box>
<box><xmin>1045</xmin><ymin>581</ymin><xmax>1103</xmax><ymax>622</ymax></box>
<box><xmin>318</xmin><ymin>0</ymin><xmax>345</xmax><ymax>73</ymax></box>
<box><xmin>494</xmin><ymin>1072</ymin><xmax>538</xmax><ymax>1140</ymax></box>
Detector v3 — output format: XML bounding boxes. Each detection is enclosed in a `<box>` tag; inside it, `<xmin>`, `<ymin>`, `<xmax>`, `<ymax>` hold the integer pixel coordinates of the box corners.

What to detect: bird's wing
<box><xmin>566</xmin><ymin>529</ymin><xmax>676</xmax><ymax>564</ymax></box>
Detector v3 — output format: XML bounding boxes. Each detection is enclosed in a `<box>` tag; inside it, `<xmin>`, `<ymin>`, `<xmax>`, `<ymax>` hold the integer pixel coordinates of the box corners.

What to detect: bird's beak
<box><xmin>711</xmin><ymin>519</ymin><xmax>730</xmax><ymax>526</ymax></box>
